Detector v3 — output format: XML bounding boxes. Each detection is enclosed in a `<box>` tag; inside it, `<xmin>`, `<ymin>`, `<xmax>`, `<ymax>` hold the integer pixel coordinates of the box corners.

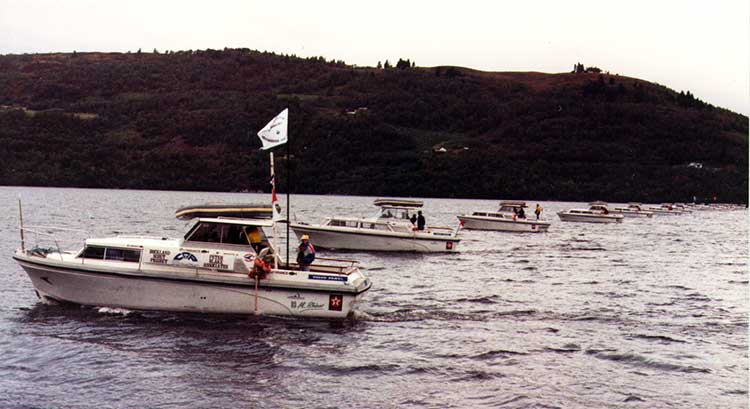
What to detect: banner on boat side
<box><xmin>144</xmin><ymin>247</ymin><xmax>235</xmax><ymax>270</ymax></box>
<box><xmin>257</xmin><ymin>108</ymin><xmax>288</xmax><ymax>150</ymax></box>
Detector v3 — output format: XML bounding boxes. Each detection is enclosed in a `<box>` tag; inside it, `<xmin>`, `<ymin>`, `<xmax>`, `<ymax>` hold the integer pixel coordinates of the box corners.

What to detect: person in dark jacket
<box><xmin>416</xmin><ymin>211</ymin><xmax>426</xmax><ymax>231</ymax></box>
<box><xmin>410</xmin><ymin>213</ymin><xmax>417</xmax><ymax>225</ymax></box>
<box><xmin>296</xmin><ymin>235</ymin><xmax>315</xmax><ymax>271</ymax></box>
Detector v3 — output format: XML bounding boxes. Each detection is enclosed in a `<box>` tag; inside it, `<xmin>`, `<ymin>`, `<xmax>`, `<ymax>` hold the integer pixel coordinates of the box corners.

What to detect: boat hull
<box><xmin>15</xmin><ymin>257</ymin><xmax>366</xmax><ymax>319</ymax></box>
<box><xmin>290</xmin><ymin>225</ymin><xmax>459</xmax><ymax>252</ymax></box>
<box><xmin>611</xmin><ymin>209</ymin><xmax>653</xmax><ymax>218</ymax></box>
<box><xmin>557</xmin><ymin>212</ymin><xmax>623</xmax><ymax>223</ymax></box>
<box><xmin>457</xmin><ymin>216</ymin><xmax>551</xmax><ymax>232</ymax></box>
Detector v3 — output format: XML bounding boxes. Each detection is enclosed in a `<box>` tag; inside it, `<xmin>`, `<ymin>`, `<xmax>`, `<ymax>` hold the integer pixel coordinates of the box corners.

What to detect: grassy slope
<box><xmin>0</xmin><ymin>50</ymin><xmax>746</xmax><ymax>202</ymax></box>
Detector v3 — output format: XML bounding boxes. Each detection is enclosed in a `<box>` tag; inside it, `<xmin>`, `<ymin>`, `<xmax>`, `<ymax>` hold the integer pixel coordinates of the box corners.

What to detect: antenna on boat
<box><xmin>18</xmin><ymin>196</ymin><xmax>25</xmax><ymax>253</ymax></box>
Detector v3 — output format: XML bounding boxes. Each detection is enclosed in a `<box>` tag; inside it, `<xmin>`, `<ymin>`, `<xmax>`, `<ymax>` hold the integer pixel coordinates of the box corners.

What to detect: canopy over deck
<box><xmin>499</xmin><ymin>201</ymin><xmax>527</xmax><ymax>208</ymax></box>
<box><xmin>373</xmin><ymin>199</ymin><xmax>424</xmax><ymax>208</ymax></box>
<box><xmin>175</xmin><ymin>204</ymin><xmax>273</xmax><ymax>220</ymax></box>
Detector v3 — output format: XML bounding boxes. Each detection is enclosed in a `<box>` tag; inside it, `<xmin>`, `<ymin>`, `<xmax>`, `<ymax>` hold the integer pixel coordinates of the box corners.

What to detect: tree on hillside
<box><xmin>396</xmin><ymin>58</ymin><xmax>411</xmax><ymax>69</ymax></box>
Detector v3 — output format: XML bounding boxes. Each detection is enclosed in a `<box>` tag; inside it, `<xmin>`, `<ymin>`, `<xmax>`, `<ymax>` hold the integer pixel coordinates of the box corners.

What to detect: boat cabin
<box><xmin>627</xmin><ymin>203</ymin><xmax>644</xmax><ymax>211</ymax></box>
<box><xmin>183</xmin><ymin>218</ymin><xmax>273</xmax><ymax>252</ymax></box>
<box><xmin>376</xmin><ymin>205</ymin><xmax>419</xmax><ymax>222</ymax></box>
<box><xmin>498</xmin><ymin>201</ymin><xmax>527</xmax><ymax>213</ymax></box>
<box><xmin>588</xmin><ymin>202</ymin><xmax>610</xmax><ymax>214</ymax></box>
<box><xmin>324</xmin><ymin>217</ymin><xmax>412</xmax><ymax>233</ymax></box>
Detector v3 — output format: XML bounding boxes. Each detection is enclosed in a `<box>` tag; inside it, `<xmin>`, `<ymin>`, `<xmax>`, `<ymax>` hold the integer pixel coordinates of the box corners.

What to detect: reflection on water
<box><xmin>0</xmin><ymin>187</ymin><xmax>747</xmax><ymax>408</ymax></box>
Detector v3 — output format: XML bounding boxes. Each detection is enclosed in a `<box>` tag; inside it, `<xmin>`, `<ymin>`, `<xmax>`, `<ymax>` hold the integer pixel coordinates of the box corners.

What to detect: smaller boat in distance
<box><xmin>457</xmin><ymin>201</ymin><xmax>551</xmax><ymax>232</ymax></box>
<box><xmin>290</xmin><ymin>199</ymin><xmax>460</xmax><ymax>252</ymax></box>
<box><xmin>644</xmin><ymin>203</ymin><xmax>684</xmax><ymax>216</ymax></box>
<box><xmin>610</xmin><ymin>202</ymin><xmax>654</xmax><ymax>218</ymax></box>
<box><xmin>557</xmin><ymin>201</ymin><xmax>624</xmax><ymax>223</ymax></box>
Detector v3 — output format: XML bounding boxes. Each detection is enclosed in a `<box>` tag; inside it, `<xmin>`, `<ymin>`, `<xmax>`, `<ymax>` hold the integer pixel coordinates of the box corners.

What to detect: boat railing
<box><xmin>19</xmin><ymin>226</ymin><xmax>86</xmax><ymax>261</ymax></box>
<box><xmin>313</xmin><ymin>256</ymin><xmax>360</xmax><ymax>274</ymax></box>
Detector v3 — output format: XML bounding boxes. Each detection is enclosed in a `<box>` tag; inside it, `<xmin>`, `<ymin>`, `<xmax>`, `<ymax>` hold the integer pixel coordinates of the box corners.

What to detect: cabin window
<box><xmin>221</xmin><ymin>224</ymin><xmax>251</xmax><ymax>245</ymax></box>
<box><xmin>81</xmin><ymin>246</ymin><xmax>105</xmax><ymax>259</ymax></box>
<box><xmin>105</xmin><ymin>248</ymin><xmax>142</xmax><ymax>262</ymax></box>
<box><xmin>329</xmin><ymin>219</ymin><xmax>346</xmax><ymax>227</ymax></box>
<box><xmin>186</xmin><ymin>223</ymin><xmax>223</xmax><ymax>243</ymax></box>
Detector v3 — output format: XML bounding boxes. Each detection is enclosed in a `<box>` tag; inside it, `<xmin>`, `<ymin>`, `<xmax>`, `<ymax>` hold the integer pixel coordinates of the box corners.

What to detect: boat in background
<box><xmin>610</xmin><ymin>203</ymin><xmax>654</xmax><ymax>218</ymax></box>
<box><xmin>557</xmin><ymin>201</ymin><xmax>624</xmax><ymax>223</ymax></box>
<box><xmin>457</xmin><ymin>201</ymin><xmax>551</xmax><ymax>232</ymax></box>
<box><xmin>644</xmin><ymin>203</ymin><xmax>684</xmax><ymax>215</ymax></box>
<box><xmin>290</xmin><ymin>199</ymin><xmax>461</xmax><ymax>252</ymax></box>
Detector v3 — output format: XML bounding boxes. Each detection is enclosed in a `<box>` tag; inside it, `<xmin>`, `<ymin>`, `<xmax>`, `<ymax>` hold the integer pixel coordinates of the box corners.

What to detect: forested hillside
<box><xmin>0</xmin><ymin>49</ymin><xmax>746</xmax><ymax>202</ymax></box>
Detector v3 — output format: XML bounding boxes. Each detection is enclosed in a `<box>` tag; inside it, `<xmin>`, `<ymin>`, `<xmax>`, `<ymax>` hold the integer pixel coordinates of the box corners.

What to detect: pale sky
<box><xmin>1</xmin><ymin>0</ymin><xmax>748</xmax><ymax>115</ymax></box>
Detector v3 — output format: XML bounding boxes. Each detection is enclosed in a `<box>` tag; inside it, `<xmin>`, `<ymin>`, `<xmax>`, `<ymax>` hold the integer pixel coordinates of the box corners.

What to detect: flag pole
<box><xmin>286</xmin><ymin>128</ymin><xmax>291</xmax><ymax>268</ymax></box>
<box><xmin>269</xmin><ymin>151</ymin><xmax>278</xmax><ymax>269</ymax></box>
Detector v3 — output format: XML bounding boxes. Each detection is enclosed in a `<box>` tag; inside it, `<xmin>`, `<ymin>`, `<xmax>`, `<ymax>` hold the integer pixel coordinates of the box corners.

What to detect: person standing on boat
<box><xmin>517</xmin><ymin>206</ymin><xmax>526</xmax><ymax>219</ymax></box>
<box><xmin>535</xmin><ymin>204</ymin><xmax>542</xmax><ymax>220</ymax></box>
<box><xmin>245</xmin><ymin>226</ymin><xmax>263</xmax><ymax>253</ymax></box>
<box><xmin>416</xmin><ymin>211</ymin><xmax>426</xmax><ymax>231</ymax></box>
<box><xmin>297</xmin><ymin>235</ymin><xmax>316</xmax><ymax>271</ymax></box>
<box><xmin>410</xmin><ymin>213</ymin><xmax>417</xmax><ymax>226</ymax></box>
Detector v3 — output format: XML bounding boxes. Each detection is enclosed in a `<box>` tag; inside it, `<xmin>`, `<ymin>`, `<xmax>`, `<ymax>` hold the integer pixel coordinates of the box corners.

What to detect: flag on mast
<box><xmin>270</xmin><ymin>173</ymin><xmax>282</xmax><ymax>221</ymax></box>
<box><xmin>257</xmin><ymin>108</ymin><xmax>288</xmax><ymax>150</ymax></box>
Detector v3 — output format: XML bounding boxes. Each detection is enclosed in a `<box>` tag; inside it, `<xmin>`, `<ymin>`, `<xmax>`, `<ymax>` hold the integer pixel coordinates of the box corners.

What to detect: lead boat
<box><xmin>457</xmin><ymin>201</ymin><xmax>551</xmax><ymax>232</ymax></box>
<box><xmin>13</xmin><ymin>208</ymin><xmax>371</xmax><ymax>318</ymax></box>
<box><xmin>289</xmin><ymin>199</ymin><xmax>461</xmax><ymax>252</ymax></box>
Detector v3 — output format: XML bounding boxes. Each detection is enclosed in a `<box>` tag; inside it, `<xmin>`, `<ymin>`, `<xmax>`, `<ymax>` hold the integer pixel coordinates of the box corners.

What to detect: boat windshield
<box><xmin>377</xmin><ymin>207</ymin><xmax>414</xmax><ymax>220</ymax></box>
<box><xmin>184</xmin><ymin>221</ymin><xmax>270</xmax><ymax>249</ymax></box>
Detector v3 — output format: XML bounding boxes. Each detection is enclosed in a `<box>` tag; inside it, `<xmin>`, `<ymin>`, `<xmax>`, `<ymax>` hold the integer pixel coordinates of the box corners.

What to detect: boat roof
<box><xmin>86</xmin><ymin>236</ymin><xmax>181</xmax><ymax>248</ymax></box>
<box><xmin>196</xmin><ymin>217</ymin><xmax>274</xmax><ymax>227</ymax></box>
<box><xmin>175</xmin><ymin>203</ymin><xmax>272</xmax><ymax>220</ymax></box>
<box><xmin>373</xmin><ymin>198</ymin><xmax>423</xmax><ymax>208</ymax></box>
<box><xmin>499</xmin><ymin>201</ymin><xmax>527</xmax><ymax>207</ymax></box>
<box><xmin>589</xmin><ymin>201</ymin><xmax>608</xmax><ymax>206</ymax></box>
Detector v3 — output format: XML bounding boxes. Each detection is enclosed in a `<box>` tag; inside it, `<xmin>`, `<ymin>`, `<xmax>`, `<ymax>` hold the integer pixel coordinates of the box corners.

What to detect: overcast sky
<box><xmin>1</xmin><ymin>0</ymin><xmax>747</xmax><ymax>115</ymax></box>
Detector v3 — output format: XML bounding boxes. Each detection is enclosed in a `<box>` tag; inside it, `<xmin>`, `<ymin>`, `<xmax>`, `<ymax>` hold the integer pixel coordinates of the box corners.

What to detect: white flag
<box><xmin>257</xmin><ymin>108</ymin><xmax>288</xmax><ymax>150</ymax></box>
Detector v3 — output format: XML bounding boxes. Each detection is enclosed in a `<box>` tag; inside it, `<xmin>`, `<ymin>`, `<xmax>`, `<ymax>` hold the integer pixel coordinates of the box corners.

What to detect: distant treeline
<box><xmin>0</xmin><ymin>49</ymin><xmax>746</xmax><ymax>203</ymax></box>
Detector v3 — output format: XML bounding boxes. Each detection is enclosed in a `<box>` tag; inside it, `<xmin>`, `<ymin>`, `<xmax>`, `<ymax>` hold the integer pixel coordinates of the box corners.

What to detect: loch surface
<box><xmin>0</xmin><ymin>187</ymin><xmax>747</xmax><ymax>408</ymax></box>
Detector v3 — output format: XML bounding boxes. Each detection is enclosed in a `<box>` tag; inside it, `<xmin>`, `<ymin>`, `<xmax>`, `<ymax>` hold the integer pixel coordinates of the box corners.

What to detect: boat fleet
<box><xmin>10</xmin><ymin>109</ymin><xmax>745</xmax><ymax>320</ymax></box>
<box><xmin>15</xmin><ymin>196</ymin><xmax>727</xmax><ymax>319</ymax></box>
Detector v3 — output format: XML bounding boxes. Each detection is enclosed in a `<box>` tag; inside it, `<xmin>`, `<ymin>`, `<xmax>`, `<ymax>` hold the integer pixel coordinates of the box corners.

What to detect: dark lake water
<box><xmin>1</xmin><ymin>187</ymin><xmax>747</xmax><ymax>408</ymax></box>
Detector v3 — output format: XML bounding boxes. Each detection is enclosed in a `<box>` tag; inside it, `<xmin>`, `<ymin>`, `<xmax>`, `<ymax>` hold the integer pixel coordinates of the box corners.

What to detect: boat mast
<box><xmin>286</xmin><ymin>132</ymin><xmax>291</xmax><ymax>267</ymax></box>
<box><xmin>269</xmin><ymin>151</ymin><xmax>279</xmax><ymax>269</ymax></box>
<box><xmin>18</xmin><ymin>196</ymin><xmax>25</xmax><ymax>253</ymax></box>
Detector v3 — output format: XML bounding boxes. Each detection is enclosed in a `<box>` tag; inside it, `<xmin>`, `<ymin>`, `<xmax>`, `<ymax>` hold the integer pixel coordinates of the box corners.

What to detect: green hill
<box><xmin>0</xmin><ymin>49</ymin><xmax>746</xmax><ymax>203</ymax></box>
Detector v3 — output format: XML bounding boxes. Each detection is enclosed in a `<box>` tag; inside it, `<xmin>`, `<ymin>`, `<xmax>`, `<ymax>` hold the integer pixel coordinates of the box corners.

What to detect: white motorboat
<box><xmin>610</xmin><ymin>202</ymin><xmax>654</xmax><ymax>218</ymax></box>
<box><xmin>457</xmin><ymin>201</ymin><xmax>551</xmax><ymax>232</ymax></box>
<box><xmin>290</xmin><ymin>199</ymin><xmax>461</xmax><ymax>252</ymax></box>
<box><xmin>14</xmin><ymin>209</ymin><xmax>371</xmax><ymax>319</ymax></box>
<box><xmin>557</xmin><ymin>201</ymin><xmax>624</xmax><ymax>223</ymax></box>
<box><xmin>644</xmin><ymin>203</ymin><xmax>684</xmax><ymax>215</ymax></box>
